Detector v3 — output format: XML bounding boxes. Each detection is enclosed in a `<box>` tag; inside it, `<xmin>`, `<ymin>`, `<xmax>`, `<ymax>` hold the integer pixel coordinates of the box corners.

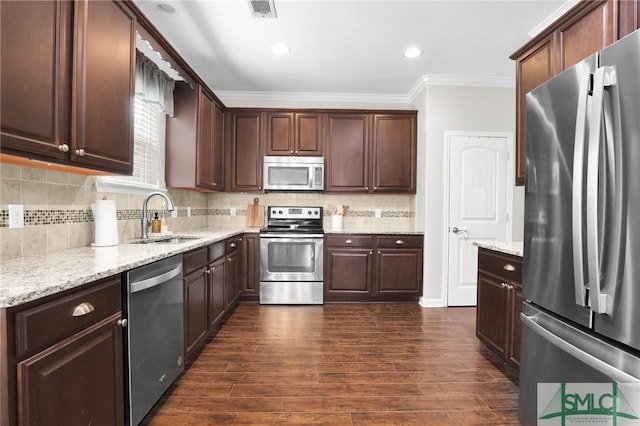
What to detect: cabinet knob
<box><xmin>290</xmin><ymin>150</ymin><xmax>294</xmax><ymax>154</ymax></box>
<box><xmin>374</xmin><ymin>186</ymin><xmax>378</xmax><ymax>190</ymax></box>
<box><xmin>503</xmin><ymin>264</ymin><xmax>515</xmax><ymax>272</ymax></box>
<box><xmin>377</xmin><ymin>250</ymin><xmax>381</xmax><ymax>255</ymax></box>
<box><xmin>117</xmin><ymin>319</ymin><xmax>128</xmax><ymax>327</ymax></box>
<box><xmin>205</xmin><ymin>268</ymin><xmax>211</xmax><ymax>274</ymax></box>
<box><xmin>501</xmin><ymin>282</ymin><xmax>507</xmax><ymax>288</ymax></box>
<box><xmin>345</xmin><ymin>239</ymin><xmax>353</xmax><ymax>244</ymax></box>
<box><xmin>369</xmin><ymin>250</ymin><xmax>373</xmax><ymax>255</ymax></box>
<box><xmin>75</xmin><ymin>148</ymin><xmax>85</xmax><ymax>156</ymax></box>
<box><xmin>211</xmin><ymin>266</ymin><xmax>216</xmax><ymax>271</ymax></box>
<box><xmin>230</xmin><ymin>242</ymin><xmax>236</xmax><ymax>248</ymax></box>
<box><xmin>365</xmin><ymin>187</ymin><xmax>369</xmax><ymax>191</ymax></box>
<box><xmin>294</xmin><ymin>150</ymin><xmax>298</xmax><ymax>154</ymax></box>
<box><xmin>72</xmin><ymin>302</ymin><xmax>95</xmax><ymax>317</ymax></box>
<box><xmin>395</xmin><ymin>240</ymin><xmax>405</xmax><ymax>245</ymax></box>
<box><xmin>58</xmin><ymin>144</ymin><xmax>69</xmax><ymax>152</ymax></box>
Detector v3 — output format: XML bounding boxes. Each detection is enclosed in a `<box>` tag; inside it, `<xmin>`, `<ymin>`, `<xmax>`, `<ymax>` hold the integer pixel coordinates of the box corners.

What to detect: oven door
<box><xmin>260</xmin><ymin>235</ymin><xmax>323</xmax><ymax>282</ymax></box>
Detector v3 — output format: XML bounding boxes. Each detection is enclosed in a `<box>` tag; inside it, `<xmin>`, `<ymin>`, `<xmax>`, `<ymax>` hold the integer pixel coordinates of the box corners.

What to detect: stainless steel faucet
<box><xmin>141</xmin><ymin>191</ymin><xmax>175</xmax><ymax>239</ymax></box>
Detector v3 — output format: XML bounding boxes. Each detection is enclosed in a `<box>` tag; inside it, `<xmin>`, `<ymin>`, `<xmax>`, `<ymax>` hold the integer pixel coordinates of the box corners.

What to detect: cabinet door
<box><xmin>325</xmin><ymin>113</ymin><xmax>370</xmax><ymax>192</ymax></box>
<box><xmin>266</xmin><ymin>112</ymin><xmax>294</xmax><ymax>155</ymax></box>
<box><xmin>374</xmin><ymin>248</ymin><xmax>422</xmax><ymax>300</ymax></box>
<box><xmin>212</xmin><ymin>101</ymin><xmax>225</xmax><ymax>190</ymax></box>
<box><xmin>514</xmin><ymin>35</ymin><xmax>555</xmax><ymax>186</ymax></box>
<box><xmin>0</xmin><ymin>0</ymin><xmax>72</xmax><ymax>160</ymax></box>
<box><xmin>507</xmin><ymin>282</ymin><xmax>524</xmax><ymax>370</ymax></box>
<box><xmin>372</xmin><ymin>114</ymin><xmax>416</xmax><ymax>193</ymax></box>
<box><xmin>196</xmin><ymin>89</ymin><xmax>215</xmax><ymax>189</ymax></box>
<box><xmin>325</xmin><ymin>248</ymin><xmax>373</xmax><ymax>301</ymax></box>
<box><xmin>556</xmin><ymin>0</ymin><xmax>614</xmax><ymax>72</ymax></box>
<box><xmin>224</xmin><ymin>250</ymin><xmax>239</xmax><ymax>311</ymax></box>
<box><xmin>208</xmin><ymin>257</ymin><xmax>225</xmax><ymax>330</ymax></box>
<box><xmin>72</xmin><ymin>0</ymin><xmax>135</xmax><ymax>174</ymax></box>
<box><xmin>17</xmin><ymin>313</ymin><xmax>124</xmax><ymax>426</ymax></box>
<box><xmin>228</xmin><ymin>111</ymin><xmax>264</xmax><ymax>191</ymax></box>
<box><xmin>475</xmin><ymin>272</ymin><xmax>508</xmax><ymax>359</ymax></box>
<box><xmin>184</xmin><ymin>268</ymin><xmax>208</xmax><ymax>358</ymax></box>
<box><xmin>618</xmin><ymin>0</ymin><xmax>640</xmax><ymax>38</ymax></box>
<box><xmin>296</xmin><ymin>113</ymin><xmax>323</xmax><ymax>155</ymax></box>
<box><xmin>240</xmin><ymin>234</ymin><xmax>260</xmax><ymax>299</ymax></box>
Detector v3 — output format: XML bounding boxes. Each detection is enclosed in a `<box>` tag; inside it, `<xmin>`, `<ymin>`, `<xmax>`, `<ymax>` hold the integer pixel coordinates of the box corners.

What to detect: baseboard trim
<box><xmin>419</xmin><ymin>297</ymin><xmax>445</xmax><ymax>308</ymax></box>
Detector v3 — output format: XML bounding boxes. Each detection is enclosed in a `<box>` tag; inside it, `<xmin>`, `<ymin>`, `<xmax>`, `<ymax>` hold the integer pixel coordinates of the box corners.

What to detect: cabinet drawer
<box><xmin>325</xmin><ymin>234</ymin><xmax>374</xmax><ymax>248</ymax></box>
<box><xmin>15</xmin><ymin>276</ymin><xmax>121</xmax><ymax>358</ymax></box>
<box><xmin>377</xmin><ymin>235</ymin><xmax>423</xmax><ymax>249</ymax></box>
<box><xmin>184</xmin><ymin>247</ymin><xmax>207</xmax><ymax>275</ymax></box>
<box><xmin>478</xmin><ymin>249</ymin><xmax>522</xmax><ymax>281</ymax></box>
<box><xmin>208</xmin><ymin>241</ymin><xmax>225</xmax><ymax>262</ymax></box>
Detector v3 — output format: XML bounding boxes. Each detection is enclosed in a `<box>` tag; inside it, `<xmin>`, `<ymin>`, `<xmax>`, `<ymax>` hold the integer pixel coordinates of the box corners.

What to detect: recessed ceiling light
<box><xmin>156</xmin><ymin>3</ymin><xmax>178</xmax><ymax>15</ymax></box>
<box><xmin>403</xmin><ymin>47</ymin><xmax>422</xmax><ymax>58</ymax></box>
<box><xmin>272</xmin><ymin>43</ymin><xmax>290</xmax><ymax>56</ymax></box>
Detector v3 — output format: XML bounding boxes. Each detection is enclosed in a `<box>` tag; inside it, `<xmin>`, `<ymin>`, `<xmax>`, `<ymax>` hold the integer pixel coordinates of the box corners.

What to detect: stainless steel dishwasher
<box><xmin>124</xmin><ymin>254</ymin><xmax>184</xmax><ymax>425</ymax></box>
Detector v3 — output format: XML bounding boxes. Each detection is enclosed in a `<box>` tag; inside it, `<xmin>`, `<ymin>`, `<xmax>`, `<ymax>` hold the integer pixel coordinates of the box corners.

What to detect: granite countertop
<box><xmin>0</xmin><ymin>227</ymin><xmax>261</xmax><ymax>309</ymax></box>
<box><xmin>0</xmin><ymin>226</ymin><xmax>423</xmax><ymax>309</ymax></box>
<box><xmin>473</xmin><ymin>241</ymin><xmax>523</xmax><ymax>257</ymax></box>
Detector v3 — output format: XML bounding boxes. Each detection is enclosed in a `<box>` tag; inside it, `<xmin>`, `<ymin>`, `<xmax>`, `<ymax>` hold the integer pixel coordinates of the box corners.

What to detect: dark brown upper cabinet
<box><xmin>1</xmin><ymin>0</ymin><xmax>135</xmax><ymax>175</ymax></box>
<box><xmin>324</xmin><ymin>113</ymin><xmax>371</xmax><ymax>192</ymax></box>
<box><xmin>227</xmin><ymin>110</ymin><xmax>264</xmax><ymax>192</ymax></box>
<box><xmin>324</xmin><ymin>111</ymin><xmax>417</xmax><ymax>194</ymax></box>
<box><xmin>510</xmin><ymin>0</ymin><xmax>623</xmax><ymax>186</ymax></box>
<box><xmin>266</xmin><ymin>111</ymin><xmax>323</xmax><ymax>156</ymax></box>
<box><xmin>166</xmin><ymin>83</ymin><xmax>225</xmax><ymax>191</ymax></box>
<box><xmin>372</xmin><ymin>114</ymin><xmax>417</xmax><ymax>193</ymax></box>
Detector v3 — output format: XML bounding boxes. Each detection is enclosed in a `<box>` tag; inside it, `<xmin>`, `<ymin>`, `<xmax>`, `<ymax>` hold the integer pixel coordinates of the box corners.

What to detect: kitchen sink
<box><xmin>133</xmin><ymin>236</ymin><xmax>202</xmax><ymax>244</ymax></box>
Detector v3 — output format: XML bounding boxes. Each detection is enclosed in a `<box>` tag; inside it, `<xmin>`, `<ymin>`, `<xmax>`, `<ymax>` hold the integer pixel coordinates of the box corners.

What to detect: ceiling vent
<box><xmin>248</xmin><ymin>0</ymin><xmax>277</xmax><ymax>18</ymax></box>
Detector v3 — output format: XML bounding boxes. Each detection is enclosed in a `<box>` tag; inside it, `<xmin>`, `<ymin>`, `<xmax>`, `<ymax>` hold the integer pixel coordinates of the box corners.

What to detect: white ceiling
<box><xmin>133</xmin><ymin>0</ymin><xmax>570</xmax><ymax>103</ymax></box>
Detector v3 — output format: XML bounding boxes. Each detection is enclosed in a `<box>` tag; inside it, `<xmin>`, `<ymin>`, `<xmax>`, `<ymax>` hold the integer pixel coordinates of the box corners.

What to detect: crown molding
<box><xmin>528</xmin><ymin>0</ymin><xmax>580</xmax><ymax>38</ymax></box>
<box><xmin>218</xmin><ymin>74</ymin><xmax>515</xmax><ymax>106</ymax></box>
<box><xmin>216</xmin><ymin>90</ymin><xmax>410</xmax><ymax>105</ymax></box>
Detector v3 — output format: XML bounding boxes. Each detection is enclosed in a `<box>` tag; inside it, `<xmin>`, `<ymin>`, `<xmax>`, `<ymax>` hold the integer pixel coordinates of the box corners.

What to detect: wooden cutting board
<box><xmin>246</xmin><ymin>197</ymin><xmax>265</xmax><ymax>227</ymax></box>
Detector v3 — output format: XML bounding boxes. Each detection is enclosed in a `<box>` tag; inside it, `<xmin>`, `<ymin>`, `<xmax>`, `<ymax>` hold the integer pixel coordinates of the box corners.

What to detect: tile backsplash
<box><xmin>0</xmin><ymin>163</ymin><xmax>415</xmax><ymax>259</ymax></box>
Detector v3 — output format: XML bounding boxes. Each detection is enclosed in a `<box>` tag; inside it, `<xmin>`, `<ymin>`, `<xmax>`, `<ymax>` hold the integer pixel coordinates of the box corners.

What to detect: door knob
<box><xmin>452</xmin><ymin>227</ymin><xmax>467</xmax><ymax>233</ymax></box>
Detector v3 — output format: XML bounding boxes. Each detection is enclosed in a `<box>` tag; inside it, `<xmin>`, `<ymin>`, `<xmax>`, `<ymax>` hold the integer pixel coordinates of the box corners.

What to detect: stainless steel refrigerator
<box><xmin>520</xmin><ymin>29</ymin><xmax>640</xmax><ymax>424</ymax></box>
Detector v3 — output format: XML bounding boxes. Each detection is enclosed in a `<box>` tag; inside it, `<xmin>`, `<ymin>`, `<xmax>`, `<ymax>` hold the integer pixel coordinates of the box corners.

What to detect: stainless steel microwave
<box><xmin>263</xmin><ymin>156</ymin><xmax>324</xmax><ymax>191</ymax></box>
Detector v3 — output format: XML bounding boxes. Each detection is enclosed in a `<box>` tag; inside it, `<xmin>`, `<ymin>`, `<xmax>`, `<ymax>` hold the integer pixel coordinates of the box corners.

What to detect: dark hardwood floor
<box><xmin>143</xmin><ymin>303</ymin><xmax>519</xmax><ymax>425</ymax></box>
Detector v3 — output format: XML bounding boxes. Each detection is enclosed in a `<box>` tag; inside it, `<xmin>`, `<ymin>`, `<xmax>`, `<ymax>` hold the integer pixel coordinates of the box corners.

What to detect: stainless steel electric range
<box><xmin>259</xmin><ymin>206</ymin><xmax>324</xmax><ymax>304</ymax></box>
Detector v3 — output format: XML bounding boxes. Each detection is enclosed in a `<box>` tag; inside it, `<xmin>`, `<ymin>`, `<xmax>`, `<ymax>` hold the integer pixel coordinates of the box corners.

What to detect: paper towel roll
<box><xmin>92</xmin><ymin>200</ymin><xmax>118</xmax><ymax>247</ymax></box>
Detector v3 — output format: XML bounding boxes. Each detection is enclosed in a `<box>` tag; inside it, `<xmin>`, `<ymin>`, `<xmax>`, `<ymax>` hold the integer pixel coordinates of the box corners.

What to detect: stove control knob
<box><xmin>279</xmin><ymin>210</ymin><xmax>283</xmax><ymax>214</ymax></box>
<box><xmin>307</xmin><ymin>211</ymin><xmax>312</xmax><ymax>215</ymax></box>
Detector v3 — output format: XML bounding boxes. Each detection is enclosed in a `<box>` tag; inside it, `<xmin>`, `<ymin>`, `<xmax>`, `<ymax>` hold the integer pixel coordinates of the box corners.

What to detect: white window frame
<box><xmin>96</xmin><ymin>99</ymin><xmax>167</xmax><ymax>195</ymax></box>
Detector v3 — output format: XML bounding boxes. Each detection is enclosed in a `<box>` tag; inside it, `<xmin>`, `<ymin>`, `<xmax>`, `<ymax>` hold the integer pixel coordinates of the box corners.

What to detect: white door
<box><xmin>447</xmin><ymin>134</ymin><xmax>509</xmax><ymax>306</ymax></box>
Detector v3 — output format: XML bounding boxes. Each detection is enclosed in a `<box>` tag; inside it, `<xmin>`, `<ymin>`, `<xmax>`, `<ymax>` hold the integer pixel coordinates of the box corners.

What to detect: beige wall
<box><xmin>412</xmin><ymin>84</ymin><xmax>522</xmax><ymax>306</ymax></box>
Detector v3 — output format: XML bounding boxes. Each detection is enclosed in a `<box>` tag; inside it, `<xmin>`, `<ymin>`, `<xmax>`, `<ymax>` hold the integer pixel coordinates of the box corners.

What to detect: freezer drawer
<box><xmin>519</xmin><ymin>303</ymin><xmax>640</xmax><ymax>425</ymax></box>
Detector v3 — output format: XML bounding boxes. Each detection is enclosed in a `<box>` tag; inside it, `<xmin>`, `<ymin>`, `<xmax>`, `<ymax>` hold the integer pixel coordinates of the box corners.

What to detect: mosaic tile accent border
<box><xmin>0</xmin><ymin>208</ymin><xmax>413</xmax><ymax>228</ymax></box>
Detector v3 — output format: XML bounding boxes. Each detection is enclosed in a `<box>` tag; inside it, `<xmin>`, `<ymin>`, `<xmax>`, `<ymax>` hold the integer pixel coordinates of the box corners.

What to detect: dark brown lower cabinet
<box><xmin>224</xmin><ymin>237</ymin><xmax>240</xmax><ymax>311</ymax></box>
<box><xmin>240</xmin><ymin>233</ymin><xmax>260</xmax><ymax>302</ymax></box>
<box><xmin>1</xmin><ymin>275</ymin><xmax>124</xmax><ymax>425</ymax></box>
<box><xmin>183</xmin><ymin>264</ymin><xmax>208</xmax><ymax>359</ymax></box>
<box><xmin>17</xmin><ymin>313</ymin><xmax>124</xmax><ymax>426</ymax></box>
<box><xmin>324</xmin><ymin>234</ymin><xmax>422</xmax><ymax>302</ymax></box>
<box><xmin>475</xmin><ymin>248</ymin><xmax>523</xmax><ymax>371</ymax></box>
<box><xmin>208</xmin><ymin>256</ymin><xmax>225</xmax><ymax>330</ymax></box>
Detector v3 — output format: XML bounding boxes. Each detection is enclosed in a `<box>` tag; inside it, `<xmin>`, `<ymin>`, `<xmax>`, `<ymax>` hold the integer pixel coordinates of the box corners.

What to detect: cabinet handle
<box><xmin>75</xmin><ymin>148</ymin><xmax>85</xmax><ymax>156</ymax></box>
<box><xmin>345</xmin><ymin>239</ymin><xmax>353</xmax><ymax>244</ymax></box>
<box><xmin>395</xmin><ymin>239</ymin><xmax>405</xmax><ymax>245</ymax></box>
<box><xmin>503</xmin><ymin>264</ymin><xmax>516</xmax><ymax>272</ymax></box>
<box><xmin>117</xmin><ymin>319</ymin><xmax>128</xmax><ymax>327</ymax></box>
<box><xmin>58</xmin><ymin>144</ymin><xmax>69</xmax><ymax>152</ymax></box>
<box><xmin>72</xmin><ymin>302</ymin><xmax>94</xmax><ymax>317</ymax></box>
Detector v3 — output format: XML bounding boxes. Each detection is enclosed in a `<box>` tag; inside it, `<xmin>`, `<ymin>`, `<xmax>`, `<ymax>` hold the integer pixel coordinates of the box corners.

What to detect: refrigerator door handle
<box><xmin>571</xmin><ymin>72</ymin><xmax>591</xmax><ymax>307</ymax></box>
<box><xmin>522</xmin><ymin>312</ymin><xmax>640</xmax><ymax>383</ymax></box>
<box><xmin>586</xmin><ymin>66</ymin><xmax>616</xmax><ymax>315</ymax></box>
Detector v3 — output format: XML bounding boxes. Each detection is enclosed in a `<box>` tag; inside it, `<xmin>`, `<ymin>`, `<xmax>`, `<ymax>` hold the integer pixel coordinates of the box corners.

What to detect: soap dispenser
<box><xmin>151</xmin><ymin>212</ymin><xmax>161</xmax><ymax>233</ymax></box>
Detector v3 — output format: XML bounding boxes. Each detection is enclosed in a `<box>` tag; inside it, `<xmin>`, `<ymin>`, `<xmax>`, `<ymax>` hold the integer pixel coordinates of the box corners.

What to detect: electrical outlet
<box><xmin>186</xmin><ymin>207</ymin><xmax>191</xmax><ymax>217</ymax></box>
<box><xmin>230</xmin><ymin>207</ymin><xmax>237</xmax><ymax>216</ymax></box>
<box><xmin>375</xmin><ymin>208</ymin><xmax>382</xmax><ymax>218</ymax></box>
<box><xmin>8</xmin><ymin>204</ymin><xmax>24</xmax><ymax>229</ymax></box>
<box><xmin>171</xmin><ymin>209</ymin><xmax>178</xmax><ymax>218</ymax></box>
